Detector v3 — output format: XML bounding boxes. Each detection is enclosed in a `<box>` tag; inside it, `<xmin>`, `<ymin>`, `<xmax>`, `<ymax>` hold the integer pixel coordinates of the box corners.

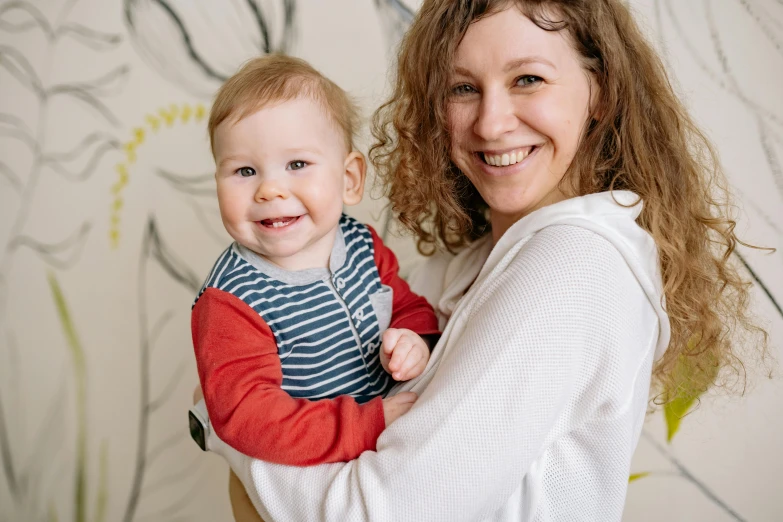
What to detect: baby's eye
<box><xmin>237</xmin><ymin>167</ymin><xmax>256</xmax><ymax>177</ymax></box>
<box><xmin>451</xmin><ymin>84</ymin><xmax>477</xmax><ymax>96</ymax></box>
<box><xmin>287</xmin><ymin>160</ymin><xmax>307</xmax><ymax>171</ymax></box>
<box><xmin>516</xmin><ymin>75</ymin><xmax>543</xmax><ymax>87</ymax></box>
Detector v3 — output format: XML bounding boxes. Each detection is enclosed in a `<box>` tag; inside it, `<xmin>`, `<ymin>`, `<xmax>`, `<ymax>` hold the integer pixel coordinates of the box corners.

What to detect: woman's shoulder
<box><xmin>483</xmin><ymin>223</ymin><xmax>657</xmax><ymax>330</ymax></box>
<box><xmin>500</xmin><ymin>222</ymin><xmax>624</xmax><ymax>273</ymax></box>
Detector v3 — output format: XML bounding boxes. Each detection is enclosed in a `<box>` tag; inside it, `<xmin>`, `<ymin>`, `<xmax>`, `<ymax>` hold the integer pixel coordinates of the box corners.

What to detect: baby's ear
<box><xmin>343</xmin><ymin>151</ymin><xmax>366</xmax><ymax>206</ymax></box>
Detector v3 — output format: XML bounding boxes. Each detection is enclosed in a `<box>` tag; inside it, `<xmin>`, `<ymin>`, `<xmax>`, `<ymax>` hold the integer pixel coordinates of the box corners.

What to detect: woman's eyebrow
<box><xmin>503</xmin><ymin>56</ymin><xmax>556</xmax><ymax>72</ymax></box>
<box><xmin>452</xmin><ymin>56</ymin><xmax>556</xmax><ymax>77</ymax></box>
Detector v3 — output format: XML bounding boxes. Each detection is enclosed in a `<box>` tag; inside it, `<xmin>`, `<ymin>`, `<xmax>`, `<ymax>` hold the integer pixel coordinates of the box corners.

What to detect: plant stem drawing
<box><xmin>47</xmin><ymin>271</ymin><xmax>109</xmax><ymax>522</ymax></box>
<box><xmin>0</xmin><ymin>0</ymin><xmax>125</xmax><ymax>519</ymax></box>
<box><xmin>122</xmin><ymin>217</ymin><xmax>202</xmax><ymax>522</ymax></box>
<box><xmin>640</xmin><ymin>430</ymin><xmax>747</xmax><ymax>522</ymax></box>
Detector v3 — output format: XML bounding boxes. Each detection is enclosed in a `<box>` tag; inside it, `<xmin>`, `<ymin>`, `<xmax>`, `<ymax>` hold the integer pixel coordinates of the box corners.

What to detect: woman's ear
<box><xmin>342</xmin><ymin>151</ymin><xmax>366</xmax><ymax>206</ymax></box>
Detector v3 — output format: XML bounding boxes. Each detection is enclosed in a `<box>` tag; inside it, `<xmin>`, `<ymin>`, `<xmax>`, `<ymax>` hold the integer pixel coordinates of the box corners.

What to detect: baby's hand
<box><xmin>382</xmin><ymin>392</ymin><xmax>418</xmax><ymax>427</ymax></box>
<box><xmin>380</xmin><ymin>328</ymin><xmax>430</xmax><ymax>381</ymax></box>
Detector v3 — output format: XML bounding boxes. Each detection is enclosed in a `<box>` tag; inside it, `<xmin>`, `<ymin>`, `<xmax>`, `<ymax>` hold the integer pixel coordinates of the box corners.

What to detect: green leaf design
<box><xmin>92</xmin><ymin>440</ymin><xmax>109</xmax><ymax>522</ymax></box>
<box><xmin>663</xmin><ymin>339</ymin><xmax>720</xmax><ymax>442</ymax></box>
<box><xmin>48</xmin><ymin>501</ymin><xmax>59</xmax><ymax>522</ymax></box>
<box><xmin>629</xmin><ymin>472</ymin><xmax>651</xmax><ymax>483</ymax></box>
<box><xmin>47</xmin><ymin>271</ymin><xmax>88</xmax><ymax>522</ymax></box>
<box><xmin>664</xmin><ymin>390</ymin><xmax>692</xmax><ymax>442</ymax></box>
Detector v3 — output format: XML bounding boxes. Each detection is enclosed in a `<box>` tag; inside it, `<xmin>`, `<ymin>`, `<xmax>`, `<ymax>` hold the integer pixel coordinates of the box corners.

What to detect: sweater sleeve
<box><xmin>367</xmin><ymin>225</ymin><xmax>440</xmax><ymax>336</ymax></box>
<box><xmin>192</xmin><ymin>287</ymin><xmax>385</xmax><ymax>466</ymax></box>
<box><xmin>208</xmin><ymin>226</ymin><xmax>654</xmax><ymax>520</ymax></box>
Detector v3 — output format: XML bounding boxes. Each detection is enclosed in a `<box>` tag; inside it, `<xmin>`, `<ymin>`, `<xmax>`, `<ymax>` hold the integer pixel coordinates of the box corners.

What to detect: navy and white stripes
<box><xmin>195</xmin><ymin>215</ymin><xmax>394</xmax><ymax>403</ymax></box>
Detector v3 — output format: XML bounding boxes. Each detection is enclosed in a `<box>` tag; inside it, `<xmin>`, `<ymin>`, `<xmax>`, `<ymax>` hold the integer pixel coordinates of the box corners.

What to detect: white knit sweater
<box><xmin>207</xmin><ymin>191</ymin><xmax>671</xmax><ymax>521</ymax></box>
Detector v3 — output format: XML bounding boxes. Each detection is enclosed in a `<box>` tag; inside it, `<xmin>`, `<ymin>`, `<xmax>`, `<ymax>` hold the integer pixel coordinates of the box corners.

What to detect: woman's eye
<box><xmin>287</xmin><ymin>160</ymin><xmax>307</xmax><ymax>171</ymax></box>
<box><xmin>451</xmin><ymin>84</ymin><xmax>477</xmax><ymax>96</ymax></box>
<box><xmin>237</xmin><ymin>167</ymin><xmax>256</xmax><ymax>177</ymax></box>
<box><xmin>516</xmin><ymin>75</ymin><xmax>543</xmax><ymax>87</ymax></box>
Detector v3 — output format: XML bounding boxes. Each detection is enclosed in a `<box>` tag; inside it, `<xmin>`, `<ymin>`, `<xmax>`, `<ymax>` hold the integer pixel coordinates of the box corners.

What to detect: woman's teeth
<box><xmin>482</xmin><ymin>148</ymin><xmax>532</xmax><ymax>167</ymax></box>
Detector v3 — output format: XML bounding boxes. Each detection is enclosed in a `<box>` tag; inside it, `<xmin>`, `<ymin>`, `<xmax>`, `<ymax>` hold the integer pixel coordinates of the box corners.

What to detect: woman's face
<box><xmin>446</xmin><ymin>6</ymin><xmax>594</xmax><ymax>240</ymax></box>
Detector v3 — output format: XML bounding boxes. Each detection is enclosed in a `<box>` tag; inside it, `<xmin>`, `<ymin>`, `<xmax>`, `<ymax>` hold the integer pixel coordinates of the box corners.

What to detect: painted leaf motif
<box><xmin>663</xmin><ymin>340</ymin><xmax>720</xmax><ymax>442</ymax></box>
<box><xmin>44</xmin><ymin>133</ymin><xmax>120</xmax><ymax>182</ymax></box>
<box><xmin>0</xmin><ymin>44</ymin><xmax>42</xmax><ymax>94</ymax></box>
<box><xmin>124</xmin><ymin>0</ymin><xmax>296</xmax><ymax>97</ymax></box>
<box><xmin>58</xmin><ymin>23</ymin><xmax>122</xmax><ymax>51</ymax></box>
<box><xmin>0</xmin><ymin>1</ymin><xmax>51</xmax><ymax>36</ymax></box>
<box><xmin>629</xmin><ymin>472</ymin><xmax>651</xmax><ymax>483</ymax></box>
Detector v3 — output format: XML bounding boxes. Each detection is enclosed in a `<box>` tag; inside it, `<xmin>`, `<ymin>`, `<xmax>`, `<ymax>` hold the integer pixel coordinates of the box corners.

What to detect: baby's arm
<box><xmin>192</xmin><ymin>287</ymin><xmax>393</xmax><ymax>466</ymax></box>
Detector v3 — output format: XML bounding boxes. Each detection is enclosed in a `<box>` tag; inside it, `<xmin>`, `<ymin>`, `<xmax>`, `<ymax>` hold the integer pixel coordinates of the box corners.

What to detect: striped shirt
<box><xmin>192</xmin><ymin>214</ymin><xmax>439</xmax><ymax>465</ymax></box>
<box><xmin>196</xmin><ymin>214</ymin><xmax>393</xmax><ymax>402</ymax></box>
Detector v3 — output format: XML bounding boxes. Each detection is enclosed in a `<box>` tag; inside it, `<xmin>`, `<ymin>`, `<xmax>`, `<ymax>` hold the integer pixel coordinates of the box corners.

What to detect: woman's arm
<box><xmin>213</xmin><ymin>227</ymin><xmax>647</xmax><ymax>521</ymax></box>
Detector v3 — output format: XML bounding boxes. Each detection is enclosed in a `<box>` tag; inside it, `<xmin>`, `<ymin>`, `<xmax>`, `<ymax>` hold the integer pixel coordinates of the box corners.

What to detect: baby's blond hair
<box><xmin>209</xmin><ymin>54</ymin><xmax>360</xmax><ymax>157</ymax></box>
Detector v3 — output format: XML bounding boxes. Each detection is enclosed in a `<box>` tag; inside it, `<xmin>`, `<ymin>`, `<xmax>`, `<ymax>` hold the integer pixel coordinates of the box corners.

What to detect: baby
<box><xmin>192</xmin><ymin>55</ymin><xmax>440</xmax><ymax>465</ymax></box>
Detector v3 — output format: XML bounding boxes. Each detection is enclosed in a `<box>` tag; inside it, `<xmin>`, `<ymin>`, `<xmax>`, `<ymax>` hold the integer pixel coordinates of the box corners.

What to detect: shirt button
<box><xmin>335</xmin><ymin>278</ymin><xmax>346</xmax><ymax>290</ymax></box>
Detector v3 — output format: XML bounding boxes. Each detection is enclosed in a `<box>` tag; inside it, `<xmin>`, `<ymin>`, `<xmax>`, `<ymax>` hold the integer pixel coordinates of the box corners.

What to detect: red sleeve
<box><xmin>192</xmin><ymin>288</ymin><xmax>385</xmax><ymax>466</ymax></box>
<box><xmin>368</xmin><ymin>225</ymin><xmax>440</xmax><ymax>336</ymax></box>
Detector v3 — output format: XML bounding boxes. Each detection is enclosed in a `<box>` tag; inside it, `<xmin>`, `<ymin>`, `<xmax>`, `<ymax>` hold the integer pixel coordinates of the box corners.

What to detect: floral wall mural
<box><xmin>0</xmin><ymin>0</ymin><xmax>780</xmax><ymax>521</ymax></box>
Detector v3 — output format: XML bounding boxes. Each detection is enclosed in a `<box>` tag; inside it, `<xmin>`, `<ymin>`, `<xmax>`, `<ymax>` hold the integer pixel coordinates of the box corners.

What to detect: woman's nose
<box><xmin>473</xmin><ymin>90</ymin><xmax>518</xmax><ymax>142</ymax></box>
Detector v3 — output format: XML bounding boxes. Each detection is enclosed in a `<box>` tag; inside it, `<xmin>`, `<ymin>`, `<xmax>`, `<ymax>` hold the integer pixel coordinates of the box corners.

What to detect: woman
<box><xmin>207</xmin><ymin>0</ymin><xmax>765</xmax><ymax>520</ymax></box>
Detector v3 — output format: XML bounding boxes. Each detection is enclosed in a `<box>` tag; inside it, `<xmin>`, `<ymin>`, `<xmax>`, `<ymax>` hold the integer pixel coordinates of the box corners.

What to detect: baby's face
<box><xmin>213</xmin><ymin>97</ymin><xmax>357</xmax><ymax>271</ymax></box>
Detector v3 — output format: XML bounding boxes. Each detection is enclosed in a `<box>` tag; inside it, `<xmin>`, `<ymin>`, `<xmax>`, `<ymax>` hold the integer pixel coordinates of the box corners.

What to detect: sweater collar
<box><xmin>234</xmin><ymin>226</ymin><xmax>347</xmax><ymax>286</ymax></box>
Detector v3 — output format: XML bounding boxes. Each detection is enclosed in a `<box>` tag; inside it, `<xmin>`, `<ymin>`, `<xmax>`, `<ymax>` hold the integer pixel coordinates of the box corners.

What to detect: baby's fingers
<box><xmin>394</xmin><ymin>346</ymin><xmax>426</xmax><ymax>381</ymax></box>
<box><xmin>382</xmin><ymin>328</ymin><xmax>403</xmax><ymax>355</ymax></box>
<box><xmin>389</xmin><ymin>339</ymin><xmax>413</xmax><ymax>375</ymax></box>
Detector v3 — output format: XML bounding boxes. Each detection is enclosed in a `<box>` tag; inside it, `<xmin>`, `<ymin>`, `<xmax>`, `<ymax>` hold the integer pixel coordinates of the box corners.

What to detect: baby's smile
<box><xmin>257</xmin><ymin>216</ymin><xmax>302</xmax><ymax>229</ymax></box>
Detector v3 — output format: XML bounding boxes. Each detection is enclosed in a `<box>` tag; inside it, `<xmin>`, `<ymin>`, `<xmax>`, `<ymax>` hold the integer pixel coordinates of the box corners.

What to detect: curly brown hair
<box><xmin>369</xmin><ymin>0</ymin><xmax>768</xmax><ymax>400</ymax></box>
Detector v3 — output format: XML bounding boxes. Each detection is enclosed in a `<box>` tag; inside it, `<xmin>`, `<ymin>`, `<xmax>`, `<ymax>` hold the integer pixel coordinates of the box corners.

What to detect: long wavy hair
<box><xmin>370</xmin><ymin>0</ymin><xmax>768</xmax><ymax>400</ymax></box>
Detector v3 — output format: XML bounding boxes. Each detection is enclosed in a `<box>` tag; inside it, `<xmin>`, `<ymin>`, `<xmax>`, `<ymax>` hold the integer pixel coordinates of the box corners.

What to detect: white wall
<box><xmin>0</xmin><ymin>1</ymin><xmax>780</xmax><ymax>521</ymax></box>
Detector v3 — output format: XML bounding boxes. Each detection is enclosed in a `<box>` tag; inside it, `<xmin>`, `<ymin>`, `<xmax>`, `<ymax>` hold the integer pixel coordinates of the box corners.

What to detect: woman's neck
<box><xmin>490</xmin><ymin>190</ymin><xmax>571</xmax><ymax>244</ymax></box>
